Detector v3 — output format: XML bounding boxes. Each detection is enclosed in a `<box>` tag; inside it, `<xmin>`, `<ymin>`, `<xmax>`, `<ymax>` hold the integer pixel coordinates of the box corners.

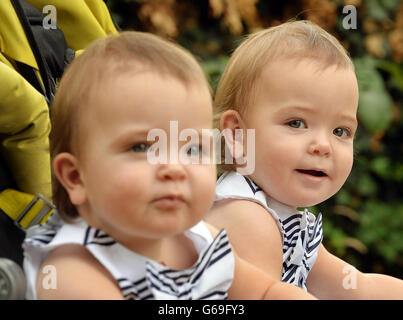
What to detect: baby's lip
<box><xmin>153</xmin><ymin>193</ymin><xmax>186</xmax><ymax>201</ymax></box>
<box><xmin>296</xmin><ymin>168</ymin><xmax>328</xmax><ymax>177</ymax></box>
<box><xmin>151</xmin><ymin>194</ymin><xmax>187</xmax><ymax>208</ymax></box>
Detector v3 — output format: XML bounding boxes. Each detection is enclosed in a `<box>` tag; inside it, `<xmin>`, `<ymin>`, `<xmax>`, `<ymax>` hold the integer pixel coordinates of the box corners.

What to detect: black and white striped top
<box><xmin>23</xmin><ymin>214</ymin><xmax>235</xmax><ymax>300</ymax></box>
<box><xmin>215</xmin><ymin>171</ymin><xmax>323</xmax><ymax>290</ymax></box>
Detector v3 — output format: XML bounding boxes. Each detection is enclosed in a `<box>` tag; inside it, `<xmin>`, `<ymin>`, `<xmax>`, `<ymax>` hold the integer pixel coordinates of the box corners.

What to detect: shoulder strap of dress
<box><xmin>215</xmin><ymin>171</ymin><xmax>285</xmax><ymax>230</ymax></box>
<box><xmin>216</xmin><ymin>171</ymin><xmax>267</xmax><ymax>207</ymax></box>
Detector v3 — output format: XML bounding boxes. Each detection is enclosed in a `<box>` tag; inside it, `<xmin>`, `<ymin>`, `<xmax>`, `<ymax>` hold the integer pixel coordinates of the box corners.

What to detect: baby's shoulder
<box><xmin>202</xmin><ymin>221</ymin><xmax>219</xmax><ymax>238</ymax></box>
<box><xmin>36</xmin><ymin>244</ymin><xmax>122</xmax><ymax>299</ymax></box>
<box><xmin>205</xmin><ymin>198</ymin><xmax>283</xmax><ymax>255</ymax></box>
<box><xmin>207</xmin><ymin>198</ymin><xmax>274</xmax><ymax>226</ymax></box>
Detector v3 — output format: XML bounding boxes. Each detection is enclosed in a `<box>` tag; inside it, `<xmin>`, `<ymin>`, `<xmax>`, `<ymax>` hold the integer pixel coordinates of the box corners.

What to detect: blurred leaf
<box><xmin>395</xmin><ymin>163</ymin><xmax>403</xmax><ymax>181</ymax></box>
<box><xmin>335</xmin><ymin>189</ymin><xmax>353</xmax><ymax>205</ymax></box>
<box><xmin>323</xmin><ymin>220</ymin><xmax>349</xmax><ymax>256</ymax></box>
<box><xmin>367</xmin><ymin>0</ymin><xmax>389</xmax><ymax>21</ymax></box>
<box><xmin>354</xmin><ymin>57</ymin><xmax>393</xmax><ymax>133</ymax></box>
<box><xmin>354</xmin><ymin>56</ymin><xmax>384</xmax><ymax>90</ymax></box>
<box><xmin>353</xmin><ymin>128</ymin><xmax>371</xmax><ymax>152</ymax></box>
<box><xmin>379</xmin><ymin>0</ymin><xmax>402</xmax><ymax>11</ymax></box>
<box><xmin>370</xmin><ymin>156</ymin><xmax>391</xmax><ymax>178</ymax></box>
<box><xmin>358</xmin><ymin>201</ymin><xmax>403</xmax><ymax>262</ymax></box>
<box><xmin>376</xmin><ymin>60</ymin><xmax>403</xmax><ymax>90</ymax></box>
<box><xmin>358</xmin><ymin>90</ymin><xmax>393</xmax><ymax>133</ymax></box>
<box><xmin>357</xmin><ymin>173</ymin><xmax>378</xmax><ymax>195</ymax></box>
<box><xmin>201</xmin><ymin>56</ymin><xmax>229</xmax><ymax>90</ymax></box>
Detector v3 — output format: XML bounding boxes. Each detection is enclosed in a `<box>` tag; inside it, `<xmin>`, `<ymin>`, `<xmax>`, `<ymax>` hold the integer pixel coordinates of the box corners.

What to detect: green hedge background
<box><xmin>107</xmin><ymin>0</ymin><xmax>403</xmax><ymax>278</ymax></box>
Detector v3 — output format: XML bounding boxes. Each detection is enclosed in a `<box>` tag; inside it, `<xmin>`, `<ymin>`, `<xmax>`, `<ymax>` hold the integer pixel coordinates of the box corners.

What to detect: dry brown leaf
<box><xmin>388</xmin><ymin>29</ymin><xmax>403</xmax><ymax>62</ymax></box>
<box><xmin>364</xmin><ymin>33</ymin><xmax>386</xmax><ymax>58</ymax></box>
<box><xmin>332</xmin><ymin>205</ymin><xmax>360</xmax><ymax>222</ymax></box>
<box><xmin>389</xmin><ymin>2</ymin><xmax>403</xmax><ymax>62</ymax></box>
<box><xmin>138</xmin><ymin>1</ymin><xmax>177</xmax><ymax>38</ymax></box>
<box><xmin>344</xmin><ymin>237</ymin><xmax>368</xmax><ymax>255</ymax></box>
<box><xmin>343</xmin><ymin>0</ymin><xmax>362</xmax><ymax>7</ymax></box>
<box><xmin>396</xmin><ymin>1</ymin><xmax>403</xmax><ymax>28</ymax></box>
<box><xmin>363</xmin><ymin>18</ymin><xmax>380</xmax><ymax>34</ymax></box>
<box><xmin>237</xmin><ymin>0</ymin><xmax>262</xmax><ymax>30</ymax></box>
<box><xmin>210</xmin><ymin>0</ymin><xmax>225</xmax><ymax>17</ymax></box>
<box><xmin>391</xmin><ymin>104</ymin><xmax>401</xmax><ymax>123</ymax></box>
<box><xmin>223</xmin><ymin>0</ymin><xmax>243</xmax><ymax>34</ymax></box>
<box><xmin>302</xmin><ymin>0</ymin><xmax>337</xmax><ymax>30</ymax></box>
<box><xmin>369</xmin><ymin>131</ymin><xmax>385</xmax><ymax>153</ymax></box>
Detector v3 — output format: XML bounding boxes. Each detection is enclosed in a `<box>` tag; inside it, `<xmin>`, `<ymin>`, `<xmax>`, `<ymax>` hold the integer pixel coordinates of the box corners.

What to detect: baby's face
<box><xmin>244</xmin><ymin>58</ymin><xmax>359</xmax><ymax>208</ymax></box>
<box><xmin>75</xmin><ymin>72</ymin><xmax>216</xmax><ymax>245</ymax></box>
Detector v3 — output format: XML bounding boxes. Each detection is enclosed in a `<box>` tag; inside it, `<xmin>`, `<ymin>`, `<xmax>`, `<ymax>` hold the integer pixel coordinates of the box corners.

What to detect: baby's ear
<box><xmin>220</xmin><ymin>110</ymin><xmax>246</xmax><ymax>159</ymax></box>
<box><xmin>52</xmin><ymin>153</ymin><xmax>87</xmax><ymax>205</ymax></box>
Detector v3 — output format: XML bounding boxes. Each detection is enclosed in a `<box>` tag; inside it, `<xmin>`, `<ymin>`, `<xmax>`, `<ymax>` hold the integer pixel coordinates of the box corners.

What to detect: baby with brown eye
<box><xmin>206</xmin><ymin>20</ymin><xmax>403</xmax><ymax>299</ymax></box>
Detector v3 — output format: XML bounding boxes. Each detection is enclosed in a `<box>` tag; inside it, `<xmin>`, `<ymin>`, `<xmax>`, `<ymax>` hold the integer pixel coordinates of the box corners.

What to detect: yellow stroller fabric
<box><xmin>0</xmin><ymin>0</ymin><xmax>118</xmax><ymax>201</ymax></box>
<box><xmin>0</xmin><ymin>0</ymin><xmax>118</xmax><ymax>230</ymax></box>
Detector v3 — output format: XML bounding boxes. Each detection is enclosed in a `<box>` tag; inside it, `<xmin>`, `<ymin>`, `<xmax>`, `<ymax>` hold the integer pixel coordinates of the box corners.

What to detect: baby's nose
<box><xmin>308</xmin><ymin>134</ymin><xmax>331</xmax><ymax>157</ymax></box>
<box><xmin>157</xmin><ymin>163</ymin><xmax>187</xmax><ymax>181</ymax></box>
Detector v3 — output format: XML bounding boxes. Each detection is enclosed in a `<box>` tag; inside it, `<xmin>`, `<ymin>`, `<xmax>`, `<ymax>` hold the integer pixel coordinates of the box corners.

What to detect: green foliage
<box><xmin>357</xmin><ymin>201</ymin><xmax>403</xmax><ymax>262</ymax></box>
<box><xmin>354</xmin><ymin>56</ymin><xmax>393</xmax><ymax>133</ymax></box>
<box><xmin>367</xmin><ymin>0</ymin><xmax>401</xmax><ymax>20</ymax></box>
<box><xmin>201</xmin><ymin>56</ymin><xmax>229</xmax><ymax>91</ymax></box>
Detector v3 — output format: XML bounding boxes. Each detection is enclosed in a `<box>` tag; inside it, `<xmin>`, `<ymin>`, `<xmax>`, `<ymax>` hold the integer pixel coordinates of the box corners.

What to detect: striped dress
<box><xmin>23</xmin><ymin>213</ymin><xmax>235</xmax><ymax>300</ymax></box>
<box><xmin>215</xmin><ymin>171</ymin><xmax>323</xmax><ymax>290</ymax></box>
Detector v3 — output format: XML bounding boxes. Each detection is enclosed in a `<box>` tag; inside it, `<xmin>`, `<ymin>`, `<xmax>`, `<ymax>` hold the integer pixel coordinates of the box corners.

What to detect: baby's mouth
<box><xmin>296</xmin><ymin>169</ymin><xmax>328</xmax><ymax>177</ymax></box>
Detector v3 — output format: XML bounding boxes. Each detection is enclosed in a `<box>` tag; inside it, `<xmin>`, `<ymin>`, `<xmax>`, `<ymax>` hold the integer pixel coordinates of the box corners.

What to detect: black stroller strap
<box><xmin>10</xmin><ymin>0</ymin><xmax>56</xmax><ymax>106</ymax></box>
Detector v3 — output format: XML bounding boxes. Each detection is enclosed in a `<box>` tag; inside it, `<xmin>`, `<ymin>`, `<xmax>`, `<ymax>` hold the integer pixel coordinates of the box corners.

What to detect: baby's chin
<box><xmin>269</xmin><ymin>189</ymin><xmax>333</xmax><ymax>209</ymax></box>
<box><xmin>289</xmin><ymin>193</ymin><xmax>336</xmax><ymax>209</ymax></box>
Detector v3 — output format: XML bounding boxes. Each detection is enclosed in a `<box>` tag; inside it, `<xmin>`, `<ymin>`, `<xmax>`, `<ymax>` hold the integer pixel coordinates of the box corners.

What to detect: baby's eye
<box><xmin>333</xmin><ymin>127</ymin><xmax>350</xmax><ymax>138</ymax></box>
<box><xmin>287</xmin><ymin>119</ymin><xmax>307</xmax><ymax>129</ymax></box>
<box><xmin>131</xmin><ymin>143</ymin><xmax>150</xmax><ymax>153</ymax></box>
<box><xmin>185</xmin><ymin>144</ymin><xmax>203</xmax><ymax>157</ymax></box>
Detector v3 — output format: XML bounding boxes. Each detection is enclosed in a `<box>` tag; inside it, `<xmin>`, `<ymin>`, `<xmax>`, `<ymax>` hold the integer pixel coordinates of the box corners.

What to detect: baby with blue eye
<box><xmin>206</xmin><ymin>20</ymin><xmax>403</xmax><ymax>299</ymax></box>
<box><xmin>23</xmin><ymin>31</ymin><xmax>316</xmax><ymax>300</ymax></box>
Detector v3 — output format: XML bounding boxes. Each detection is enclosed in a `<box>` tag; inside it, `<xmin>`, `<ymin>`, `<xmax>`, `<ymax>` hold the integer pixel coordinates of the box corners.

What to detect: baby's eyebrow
<box><xmin>339</xmin><ymin>114</ymin><xmax>358</xmax><ymax>127</ymax></box>
<box><xmin>115</xmin><ymin>128</ymin><xmax>209</xmax><ymax>143</ymax></box>
<box><xmin>329</xmin><ymin>111</ymin><xmax>358</xmax><ymax>131</ymax></box>
<box><xmin>277</xmin><ymin>105</ymin><xmax>358</xmax><ymax>125</ymax></box>
<box><xmin>113</xmin><ymin>128</ymin><xmax>151</xmax><ymax>145</ymax></box>
<box><xmin>276</xmin><ymin>105</ymin><xmax>315</xmax><ymax>114</ymax></box>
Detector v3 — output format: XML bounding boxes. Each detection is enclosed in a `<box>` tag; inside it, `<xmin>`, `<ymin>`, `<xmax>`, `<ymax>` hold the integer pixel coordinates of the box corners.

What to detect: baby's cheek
<box><xmin>106</xmin><ymin>173</ymin><xmax>146</xmax><ymax>203</ymax></box>
<box><xmin>343</xmin><ymin>148</ymin><xmax>354</xmax><ymax>175</ymax></box>
<box><xmin>195</xmin><ymin>168</ymin><xmax>216</xmax><ymax>209</ymax></box>
<box><xmin>335</xmin><ymin>150</ymin><xmax>354</xmax><ymax>188</ymax></box>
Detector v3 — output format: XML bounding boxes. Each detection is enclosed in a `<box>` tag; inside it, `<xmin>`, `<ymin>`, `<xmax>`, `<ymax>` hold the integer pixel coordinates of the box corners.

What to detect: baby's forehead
<box><xmin>244</xmin><ymin>58</ymin><xmax>357</xmax><ymax>109</ymax></box>
<box><xmin>80</xmin><ymin>71</ymin><xmax>213</xmax><ymax>126</ymax></box>
<box><xmin>255</xmin><ymin>57</ymin><xmax>355</xmax><ymax>90</ymax></box>
<box><xmin>261</xmin><ymin>54</ymin><xmax>353</xmax><ymax>74</ymax></box>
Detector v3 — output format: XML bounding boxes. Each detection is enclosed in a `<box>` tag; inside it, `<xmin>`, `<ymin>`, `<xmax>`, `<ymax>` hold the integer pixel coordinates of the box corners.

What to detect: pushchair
<box><xmin>0</xmin><ymin>0</ymin><xmax>118</xmax><ymax>299</ymax></box>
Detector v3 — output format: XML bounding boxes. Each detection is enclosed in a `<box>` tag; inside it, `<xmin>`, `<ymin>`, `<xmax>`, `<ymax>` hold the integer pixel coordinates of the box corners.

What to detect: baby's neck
<box><xmin>119</xmin><ymin>233</ymin><xmax>198</xmax><ymax>270</ymax></box>
<box><xmin>119</xmin><ymin>235</ymin><xmax>165</xmax><ymax>261</ymax></box>
<box><xmin>265</xmin><ymin>195</ymin><xmax>299</xmax><ymax>213</ymax></box>
<box><xmin>244</xmin><ymin>174</ymin><xmax>299</xmax><ymax>211</ymax></box>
